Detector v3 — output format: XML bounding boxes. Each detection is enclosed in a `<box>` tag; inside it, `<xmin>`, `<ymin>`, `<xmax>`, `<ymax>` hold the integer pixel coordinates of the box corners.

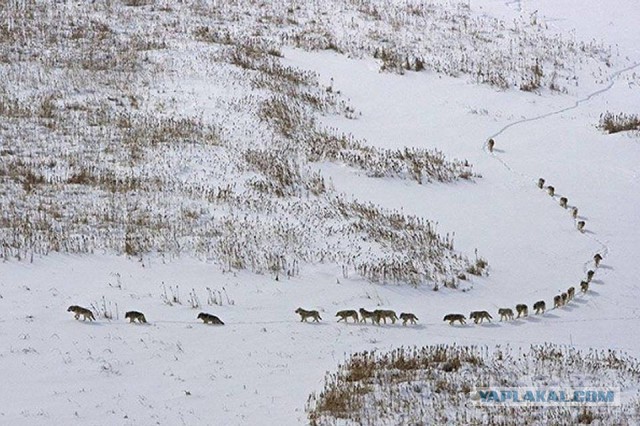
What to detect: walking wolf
<box><xmin>336</xmin><ymin>310</ymin><xmax>359</xmax><ymax>323</ymax></box>
<box><xmin>469</xmin><ymin>311</ymin><xmax>492</xmax><ymax>324</ymax></box>
<box><xmin>533</xmin><ymin>301</ymin><xmax>546</xmax><ymax>314</ymax></box>
<box><xmin>359</xmin><ymin>308</ymin><xmax>376</xmax><ymax>324</ymax></box>
<box><xmin>125</xmin><ymin>311</ymin><xmax>147</xmax><ymax>323</ymax></box>
<box><xmin>516</xmin><ymin>304</ymin><xmax>528</xmax><ymax>318</ymax></box>
<box><xmin>295</xmin><ymin>308</ymin><xmax>321</xmax><ymax>322</ymax></box>
<box><xmin>67</xmin><ymin>305</ymin><xmax>95</xmax><ymax>321</ymax></box>
<box><xmin>443</xmin><ymin>314</ymin><xmax>466</xmax><ymax>325</ymax></box>
<box><xmin>373</xmin><ymin>310</ymin><xmax>398</xmax><ymax>325</ymax></box>
<box><xmin>498</xmin><ymin>308</ymin><xmax>514</xmax><ymax>321</ymax></box>
<box><xmin>399</xmin><ymin>312</ymin><xmax>418</xmax><ymax>326</ymax></box>
<box><xmin>197</xmin><ymin>312</ymin><xmax>224</xmax><ymax>325</ymax></box>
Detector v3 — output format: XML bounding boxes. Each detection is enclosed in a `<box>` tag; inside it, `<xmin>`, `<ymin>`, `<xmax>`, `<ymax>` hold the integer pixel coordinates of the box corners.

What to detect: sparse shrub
<box><xmin>161</xmin><ymin>283</ymin><xmax>182</xmax><ymax>306</ymax></box>
<box><xmin>307</xmin><ymin>131</ymin><xmax>478</xmax><ymax>183</ymax></box>
<box><xmin>520</xmin><ymin>60</ymin><xmax>544</xmax><ymax>92</ymax></box>
<box><xmin>467</xmin><ymin>250</ymin><xmax>489</xmax><ymax>276</ymax></box>
<box><xmin>188</xmin><ymin>288</ymin><xmax>201</xmax><ymax>309</ymax></box>
<box><xmin>598</xmin><ymin>112</ymin><xmax>640</xmax><ymax>134</ymax></box>
<box><xmin>90</xmin><ymin>296</ymin><xmax>118</xmax><ymax>320</ymax></box>
<box><xmin>307</xmin><ymin>344</ymin><xmax>640</xmax><ymax>425</ymax></box>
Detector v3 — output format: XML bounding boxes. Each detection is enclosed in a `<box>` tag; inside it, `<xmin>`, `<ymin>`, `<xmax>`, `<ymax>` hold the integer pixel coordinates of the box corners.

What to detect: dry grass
<box><xmin>0</xmin><ymin>1</ymin><xmax>484</xmax><ymax>288</ymax></box>
<box><xmin>11</xmin><ymin>0</ymin><xmax>614</xmax><ymax>288</ymax></box>
<box><xmin>307</xmin><ymin>344</ymin><xmax>640</xmax><ymax>425</ymax></box>
<box><xmin>598</xmin><ymin>112</ymin><xmax>640</xmax><ymax>134</ymax></box>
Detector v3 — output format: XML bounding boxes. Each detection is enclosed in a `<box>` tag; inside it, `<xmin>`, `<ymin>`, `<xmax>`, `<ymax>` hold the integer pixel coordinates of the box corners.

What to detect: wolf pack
<box><xmin>477</xmin><ymin>140</ymin><xmax>605</xmax><ymax>324</ymax></box>
<box><xmin>297</xmin><ymin>253</ymin><xmax>598</xmax><ymax>328</ymax></box>
<box><xmin>68</xmin><ymin>250</ymin><xmax>599</xmax><ymax>328</ymax></box>
<box><xmin>442</xmin><ymin>255</ymin><xmax>599</xmax><ymax>326</ymax></box>
<box><xmin>67</xmin><ymin>249</ymin><xmax>601</xmax><ymax>328</ymax></box>
<box><xmin>67</xmin><ymin>168</ymin><xmax>604</xmax><ymax>330</ymax></box>
<box><xmin>66</xmin><ymin>305</ymin><xmax>419</xmax><ymax>327</ymax></box>
<box><xmin>67</xmin><ymin>253</ymin><xmax>603</xmax><ymax>326</ymax></box>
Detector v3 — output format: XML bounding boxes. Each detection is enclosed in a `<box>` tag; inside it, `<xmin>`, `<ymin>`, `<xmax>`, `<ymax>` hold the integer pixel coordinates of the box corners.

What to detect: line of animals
<box><xmin>70</xmin><ymin>261</ymin><xmax>601</xmax><ymax>330</ymax></box>
<box><xmin>537</xmin><ymin>176</ymin><xmax>589</xmax><ymax>232</ymax></box>
<box><xmin>489</xmin><ymin>138</ymin><xmax>589</xmax><ymax>232</ymax></box>
<box><xmin>299</xmin><ymin>160</ymin><xmax>604</xmax><ymax>329</ymax></box>
<box><xmin>67</xmin><ymin>305</ymin><xmax>417</xmax><ymax>327</ymax></box>
<box><xmin>472</xmin><ymin>138</ymin><xmax>603</xmax><ymax>326</ymax></box>
<box><xmin>67</xmin><ymin>306</ymin><xmax>224</xmax><ymax>325</ymax></box>
<box><xmin>295</xmin><ymin>307</ymin><xmax>418</xmax><ymax>325</ymax></box>
<box><xmin>442</xmin><ymin>257</ymin><xmax>598</xmax><ymax>325</ymax></box>
<box><xmin>69</xmin><ymin>254</ymin><xmax>598</xmax><ymax>329</ymax></box>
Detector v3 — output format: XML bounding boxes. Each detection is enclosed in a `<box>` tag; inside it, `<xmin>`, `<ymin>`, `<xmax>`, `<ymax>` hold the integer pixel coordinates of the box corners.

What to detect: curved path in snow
<box><xmin>485</xmin><ymin>61</ymin><xmax>640</xmax><ymax>276</ymax></box>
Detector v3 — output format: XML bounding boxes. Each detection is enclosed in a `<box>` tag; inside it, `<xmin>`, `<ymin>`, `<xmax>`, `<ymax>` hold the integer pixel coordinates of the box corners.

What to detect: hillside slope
<box><xmin>1</xmin><ymin>0</ymin><xmax>640</xmax><ymax>425</ymax></box>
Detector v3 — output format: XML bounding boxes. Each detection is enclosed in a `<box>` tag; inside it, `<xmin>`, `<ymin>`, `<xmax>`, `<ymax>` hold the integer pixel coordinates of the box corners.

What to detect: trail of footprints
<box><xmin>443</xmin><ymin>138</ymin><xmax>605</xmax><ymax>327</ymax></box>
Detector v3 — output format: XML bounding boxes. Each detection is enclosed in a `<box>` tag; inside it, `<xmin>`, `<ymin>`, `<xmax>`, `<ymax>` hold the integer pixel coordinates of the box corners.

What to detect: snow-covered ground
<box><xmin>2</xmin><ymin>0</ymin><xmax>640</xmax><ymax>424</ymax></box>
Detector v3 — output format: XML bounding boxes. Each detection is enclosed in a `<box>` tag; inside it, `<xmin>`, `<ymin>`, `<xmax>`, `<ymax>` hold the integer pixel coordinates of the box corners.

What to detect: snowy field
<box><xmin>2</xmin><ymin>0</ymin><xmax>640</xmax><ymax>424</ymax></box>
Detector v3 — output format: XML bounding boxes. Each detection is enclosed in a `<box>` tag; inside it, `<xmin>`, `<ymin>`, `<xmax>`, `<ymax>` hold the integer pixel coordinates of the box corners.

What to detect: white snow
<box><xmin>2</xmin><ymin>0</ymin><xmax>640</xmax><ymax>424</ymax></box>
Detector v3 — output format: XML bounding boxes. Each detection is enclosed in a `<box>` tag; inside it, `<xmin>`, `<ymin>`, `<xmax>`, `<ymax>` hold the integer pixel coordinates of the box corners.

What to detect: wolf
<box><xmin>586</xmin><ymin>270</ymin><xmax>595</xmax><ymax>282</ymax></box>
<box><xmin>577</xmin><ymin>220</ymin><xmax>586</xmax><ymax>232</ymax></box>
<box><xmin>336</xmin><ymin>310</ymin><xmax>359</xmax><ymax>323</ymax></box>
<box><xmin>469</xmin><ymin>311</ymin><xmax>492</xmax><ymax>324</ymax></box>
<box><xmin>559</xmin><ymin>197</ymin><xmax>568</xmax><ymax>208</ymax></box>
<box><xmin>553</xmin><ymin>295</ymin><xmax>562</xmax><ymax>308</ymax></box>
<box><xmin>443</xmin><ymin>314</ymin><xmax>466</xmax><ymax>325</ymax></box>
<box><xmin>359</xmin><ymin>308</ymin><xmax>376</xmax><ymax>324</ymax></box>
<box><xmin>67</xmin><ymin>305</ymin><xmax>95</xmax><ymax>321</ymax></box>
<box><xmin>295</xmin><ymin>308</ymin><xmax>321</xmax><ymax>322</ymax></box>
<box><xmin>571</xmin><ymin>207</ymin><xmax>578</xmax><ymax>219</ymax></box>
<box><xmin>561</xmin><ymin>292</ymin><xmax>568</xmax><ymax>305</ymax></box>
<box><xmin>498</xmin><ymin>308</ymin><xmax>514</xmax><ymax>321</ymax></box>
<box><xmin>197</xmin><ymin>312</ymin><xmax>224</xmax><ymax>325</ymax></box>
<box><xmin>594</xmin><ymin>253</ymin><xmax>603</xmax><ymax>267</ymax></box>
<box><xmin>487</xmin><ymin>138</ymin><xmax>495</xmax><ymax>152</ymax></box>
<box><xmin>533</xmin><ymin>300</ymin><xmax>546</xmax><ymax>315</ymax></box>
<box><xmin>547</xmin><ymin>186</ymin><xmax>555</xmax><ymax>196</ymax></box>
<box><xmin>125</xmin><ymin>311</ymin><xmax>147</xmax><ymax>323</ymax></box>
<box><xmin>537</xmin><ymin>178</ymin><xmax>545</xmax><ymax>189</ymax></box>
<box><xmin>567</xmin><ymin>287</ymin><xmax>575</xmax><ymax>301</ymax></box>
<box><xmin>373</xmin><ymin>309</ymin><xmax>398</xmax><ymax>325</ymax></box>
<box><xmin>515</xmin><ymin>304</ymin><xmax>528</xmax><ymax>318</ymax></box>
<box><xmin>399</xmin><ymin>312</ymin><xmax>418</xmax><ymax>326</ymax></box>
<box><xmin>580</xmin><ymin>281</ymin><xmax>589</xmax><ymax>293</ymax></box>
